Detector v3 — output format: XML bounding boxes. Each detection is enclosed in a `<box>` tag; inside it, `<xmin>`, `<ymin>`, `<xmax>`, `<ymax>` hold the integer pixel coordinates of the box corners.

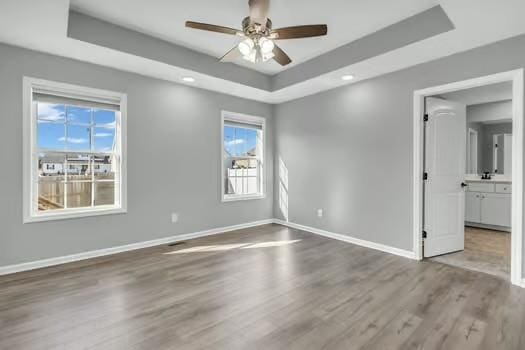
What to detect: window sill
<box><xmin>222</xmin><ymin>194</ymin><xmax>266</xmax><ymax>203</ymax></box>
<box><xmin>24</xmin><ymin>206</ymin><xmax>126</xmax><ymax>223</ymax></box>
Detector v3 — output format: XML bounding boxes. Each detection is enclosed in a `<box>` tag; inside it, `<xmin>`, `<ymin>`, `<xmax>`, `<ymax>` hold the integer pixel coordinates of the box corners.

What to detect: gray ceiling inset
<box><xmin>68</xmin><ymin>6</ymin><xmax>453</xmax><ymax>93</ymax></box>
<box><xmin>69</xmin><ymin>0</ymin><xmax>440</xmax><ymax>75</ymax></box>
<box><xmin>272</xmin><ymin>6</ymin><xmax>453</xmax><ymax>91</ymax></box>
<box><xmin>67</xmin><ymin>12</ymin><xmax>272</xmax><ymax>91</ymax></box>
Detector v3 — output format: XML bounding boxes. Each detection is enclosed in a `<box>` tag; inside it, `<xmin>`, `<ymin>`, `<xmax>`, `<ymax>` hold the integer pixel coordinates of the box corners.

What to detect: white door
<box><xmin>424</xmin><ymin>97</ymin><xmax>466</xmax><ymax>257</ymax></box>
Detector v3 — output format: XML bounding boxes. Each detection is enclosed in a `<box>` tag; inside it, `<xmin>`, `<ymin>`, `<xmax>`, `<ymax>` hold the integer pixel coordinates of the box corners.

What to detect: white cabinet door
<box><xmin>481</xmin><ymin>193</ymin><xmax>511</xmax><ymax>227</ymax></box>
<box><xmin>465</xmin><ymin>192</ymin><xmax>481</xmax><ymax>223</ymax></box>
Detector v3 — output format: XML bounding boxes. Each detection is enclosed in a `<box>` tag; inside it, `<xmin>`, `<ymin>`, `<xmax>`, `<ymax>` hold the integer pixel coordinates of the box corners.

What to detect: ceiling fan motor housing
<box><xmin>242</xmin><ymin>16</ymin><xmax>272</xmax><ymax>37</ymax></box>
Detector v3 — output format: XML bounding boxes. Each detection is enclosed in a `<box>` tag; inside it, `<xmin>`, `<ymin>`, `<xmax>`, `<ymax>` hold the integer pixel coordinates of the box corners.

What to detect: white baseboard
<box><xmin>273</xmin><ymin>219</ymin><xmax>417</xmax><ymax>260</ymax></box>
<box><xmin>5</xmin><ymin>217</ymin><xmax>521</xmax><ymax>284</ymax></box>
<box><xmin>0</xmin><ymin>219</ymin><xmax>274</xmax><ymax>276</ymax></box>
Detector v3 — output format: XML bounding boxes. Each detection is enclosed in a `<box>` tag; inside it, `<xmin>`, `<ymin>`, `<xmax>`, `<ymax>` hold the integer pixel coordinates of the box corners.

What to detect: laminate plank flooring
<box><xmin>429</xmin><ymin>226</ymin><xmax>510</xmax><ymax>279</ymax></box>
<box><xmin>1</xmin><ymin>224</ymin><xmax>525</xmax><ymax>349</ymax></box>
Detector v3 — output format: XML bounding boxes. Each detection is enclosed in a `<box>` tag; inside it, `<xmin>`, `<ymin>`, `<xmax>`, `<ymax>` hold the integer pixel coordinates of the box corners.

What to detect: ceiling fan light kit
<box><xmin>185</xmin><ymin>0</ymin><xmax>327</xmax><ymax>66</ymax></box>
<box><xmin>259</xmin><ymin>37</ymin><xmax>275</xmax><ymax>54</ymax></box>
<box><xmin>238</xmin><ymin>38</ymin><xmax>254</xmax><ymax>56</ymax></box>
<box><xmin>238</xmin><ymin>36</ymin><xmax>275</xmax><ymax>63</ymax></box>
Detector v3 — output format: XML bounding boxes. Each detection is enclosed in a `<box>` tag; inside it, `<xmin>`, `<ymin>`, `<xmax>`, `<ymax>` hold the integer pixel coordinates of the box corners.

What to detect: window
<box><xmin>23</xmin><ymin>77</ymin><xmax>127</xmax><ymax>222</ymax></box>
<box><xmin>221</xmin><ymin>111</ymin><xmax>265</xmax><ymax>201</ymax></box>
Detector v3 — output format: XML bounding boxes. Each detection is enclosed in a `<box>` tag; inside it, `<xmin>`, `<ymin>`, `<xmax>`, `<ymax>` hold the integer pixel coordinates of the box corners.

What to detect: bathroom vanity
<box><xmin>465</xmin><ymin>179</ymin><xmax>511</xmax><ymax>231</ymax></box>
<box><xmin>464</xmin><ymin>117</ymin><xmax>512</xmax><ymax>232</ymax></box>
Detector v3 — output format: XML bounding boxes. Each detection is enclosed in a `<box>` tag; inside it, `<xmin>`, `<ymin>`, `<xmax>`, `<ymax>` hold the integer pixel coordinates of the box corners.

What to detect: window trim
<box><xmin>221</xmin><ymin>110</ymin><xmax>266</xmax><ymax>202</ymax></box>
<box><xmin>23</xmin><ymin>77</ymin><xmax>127</xmax><ymax>223</ymax></box>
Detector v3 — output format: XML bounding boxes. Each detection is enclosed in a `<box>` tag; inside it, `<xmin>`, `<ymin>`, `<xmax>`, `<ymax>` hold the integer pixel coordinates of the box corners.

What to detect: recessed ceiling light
<box><xmin>342</xmin><ymin>75</ymin><xmax>355</xmax><ymax>81</ymax></box>
<box><xmin>182</xmin><ymin>77</ymin><xmax>195</xmax><ymax>83</ymax></box>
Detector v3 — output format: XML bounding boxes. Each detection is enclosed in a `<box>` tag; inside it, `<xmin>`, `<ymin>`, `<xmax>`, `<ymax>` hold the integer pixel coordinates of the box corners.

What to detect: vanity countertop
<box><xmin>465</xmin><ymin>178</ymin><xmax>512</xmax><ymax>184</ymax></box>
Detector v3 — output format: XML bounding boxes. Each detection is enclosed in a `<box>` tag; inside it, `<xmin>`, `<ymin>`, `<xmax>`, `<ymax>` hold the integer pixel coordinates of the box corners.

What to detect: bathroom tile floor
<box><xmin>429</xmin><ymin>226</ymin><xmax>510</xmax><ymax>279</ymax></box>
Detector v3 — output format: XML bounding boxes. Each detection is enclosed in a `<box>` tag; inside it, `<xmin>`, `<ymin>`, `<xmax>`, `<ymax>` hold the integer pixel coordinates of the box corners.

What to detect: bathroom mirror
<box><xmin>466</xmin><ymin>122</ymin><xmax>512</xmax><ymax>176</ymax></box>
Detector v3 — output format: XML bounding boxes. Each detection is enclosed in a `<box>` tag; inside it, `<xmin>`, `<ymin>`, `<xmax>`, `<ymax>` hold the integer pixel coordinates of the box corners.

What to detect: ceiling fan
<box><xmin>185</xmin><ymin>0</ymin><xmax>327</xmax><ymax>66</ymax></box>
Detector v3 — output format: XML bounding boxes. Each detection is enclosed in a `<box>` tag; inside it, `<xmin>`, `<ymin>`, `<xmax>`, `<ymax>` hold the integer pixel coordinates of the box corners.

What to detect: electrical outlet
<box><xmin>317</xmin><ymin>209</ymin><xmax>323</xmax><ymax>218</ymax></box>
<box><xmin>171</xmin><ymin>213</ymin><xmax>179</xmax><ymax>223</ymax></box>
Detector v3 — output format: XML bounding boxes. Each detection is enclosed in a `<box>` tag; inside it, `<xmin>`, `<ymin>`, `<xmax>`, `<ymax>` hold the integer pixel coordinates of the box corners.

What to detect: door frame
<box><xmin>412</xmin><ymin>69</ymin><xmax>524</xmax><ymax>287</ymax></box>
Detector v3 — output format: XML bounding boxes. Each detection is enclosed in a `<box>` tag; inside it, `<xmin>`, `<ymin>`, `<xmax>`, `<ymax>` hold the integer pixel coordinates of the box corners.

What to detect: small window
<box><xmin>222</xmin><ymin>111</ymin><xmax>265</xmax><ymax>201</ymax></box>
<box><xmin>24</xmin><ymin>77</ymin><xmax>127</xmax><ymax>222</ymax></box>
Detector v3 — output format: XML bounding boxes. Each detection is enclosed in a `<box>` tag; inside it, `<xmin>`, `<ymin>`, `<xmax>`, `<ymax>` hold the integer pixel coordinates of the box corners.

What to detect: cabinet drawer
<box><xmin>467</xmin><ymin>182</ymin><xmax>495</xmax><ymax>193</ymax></box>
<box><xmin>495</xmin><ymin>183</ymin><xmax>512</xmax><ymax>194</ymax></box>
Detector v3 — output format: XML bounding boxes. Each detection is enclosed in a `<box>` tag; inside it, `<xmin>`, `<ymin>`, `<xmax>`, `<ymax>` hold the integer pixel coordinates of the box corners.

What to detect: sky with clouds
<box><xmin>224</xmin><ymin>126</ymin><xmax>258</xmax><ymax>157</ymax></box>
<box><xmin>38</xmin><ymin>103</ymin><xmax>258</xmax><ymax>157</ymax></box>
<box><xmin>37</xmin><ymin>103</ymin><xmax>116</xmax><ymax>153</ymax></box>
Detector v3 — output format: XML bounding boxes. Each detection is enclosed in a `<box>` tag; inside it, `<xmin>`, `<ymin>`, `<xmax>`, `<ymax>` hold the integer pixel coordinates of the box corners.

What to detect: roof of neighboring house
<box><xmin>225</xmin><ymin>147</ymin><xmax>257</xmax><ymax>158</ymax></box>
<box><xmin>40</xmin><ymin>155</ymin><xmax>112</xmax><ymax>164</ymax></box>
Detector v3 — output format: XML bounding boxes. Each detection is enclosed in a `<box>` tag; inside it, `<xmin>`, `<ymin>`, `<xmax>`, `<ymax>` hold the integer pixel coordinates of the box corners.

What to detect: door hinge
<box><xmin>422</xmin><ymin>230</ymin><xmax>427</xmax><ymax>239</ymax></box>
<box><xmin>423</xmin><ymin>172</ymin><xmax>428</xmax><ymax>180</ymax></box>
<box><xmin>423</xmin><ymin>114</ymin><xmax>429</xmax><ymax>122</ymax></box>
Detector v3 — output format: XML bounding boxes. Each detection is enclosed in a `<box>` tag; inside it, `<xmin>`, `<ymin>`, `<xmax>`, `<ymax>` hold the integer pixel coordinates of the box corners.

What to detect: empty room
<box><xmin>2</xmin><ymin>0</ymin><xmax>525</xmax><ymax>349</ymax></box>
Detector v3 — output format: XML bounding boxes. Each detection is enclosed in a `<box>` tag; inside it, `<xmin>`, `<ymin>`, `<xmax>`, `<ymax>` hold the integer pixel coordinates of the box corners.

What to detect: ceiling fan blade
<box><xmin>272</xmin><ymin>25</ymin><xmax>328</xmax><ymax>40</ymax></box>
<box><xmin>220</xmin><ymin>45</ymin><xmax>241</xmax><ymax>62</ymax></box>
<box><xmin>272</xmin><ymin>44</ymin><xmax>292</xmax><ymax>66</ymax></box>
<box><xmin>185</xmin><ymin>21</ymin><xmax>241</xmax><ymax>36</ymax></box>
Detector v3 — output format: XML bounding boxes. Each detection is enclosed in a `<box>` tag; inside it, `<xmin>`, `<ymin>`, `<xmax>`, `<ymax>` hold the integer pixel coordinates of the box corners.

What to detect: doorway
<box><xmin>412</xmin><ymin>69</ymin><xmax>524</xmax><ymax>286</ymax></box>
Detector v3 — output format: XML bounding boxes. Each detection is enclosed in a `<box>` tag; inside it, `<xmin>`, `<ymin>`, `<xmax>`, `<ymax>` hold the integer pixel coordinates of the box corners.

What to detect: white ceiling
<box><xmin>70</xmin><ymin>0</ymin><xmax>439</xmax><ymax>75</ymax></box>
<box><xmin>439</xmin><ymin>82</ymin><xmax>513</xmax><ymax>106</ymax></box>
<box><xmin>1</xmin><ymin>1</ymin><xmax>525</xmax><ymax>104</ymax></box>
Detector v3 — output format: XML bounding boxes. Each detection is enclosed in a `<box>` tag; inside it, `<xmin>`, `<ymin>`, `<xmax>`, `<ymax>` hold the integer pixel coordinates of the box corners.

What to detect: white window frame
<box><xmin>23</xmin><ymin>77</ymin><xmax>127</xmax><ymax>223</ymax></box>
<box><xmin>221</xmin><ymin>110</ymin><xmax>266</xmax><ymax>202</ymax></box>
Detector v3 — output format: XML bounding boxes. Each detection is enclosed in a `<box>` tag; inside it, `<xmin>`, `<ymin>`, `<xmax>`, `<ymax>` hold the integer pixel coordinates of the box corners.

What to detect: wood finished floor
<box><xmin>1</xmin><ymin>224</ymin><xmax>525</xmax><ymax>350</ymax></box>
<box><xmin>429</xmin><ymin>226</ymin><xmax>511</xmax><ymax>279</ymax></box>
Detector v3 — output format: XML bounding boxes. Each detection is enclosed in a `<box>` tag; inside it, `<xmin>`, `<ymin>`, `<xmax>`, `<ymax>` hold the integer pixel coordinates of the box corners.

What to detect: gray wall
<box><xmin>273</xmin><ymin>34</ymin><xmax>525</xmax><ymax>260</ymax></box>
<box><xmin>0</xmin><ymin>44</ymin><xmax>273</xmax><ymax>267</ymax></box>
<box><xmin>467</xmin><ymin>100</ymin><xmax>512</xmax><ymax>123</ymax></box>
<box><xmin>3</xmin><ymin>32</ymin><xmax>525</xmax><ymax>274</ymax></box>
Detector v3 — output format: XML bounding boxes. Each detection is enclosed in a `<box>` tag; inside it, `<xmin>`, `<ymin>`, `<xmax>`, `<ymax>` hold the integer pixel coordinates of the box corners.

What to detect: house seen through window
<box><xmin>25</xmin><ymin>78</ymin><xmax>126</xmax><ymax>222</ymax></box>
<box><xmin>222</xmin><ymin>113</ymin><xmax>265</xmax><ymax>200</ymax></box>
<box><xmin>37</xmin><ymin>102</ymin><xmax>119</xmax><ymax>211</ymax></box>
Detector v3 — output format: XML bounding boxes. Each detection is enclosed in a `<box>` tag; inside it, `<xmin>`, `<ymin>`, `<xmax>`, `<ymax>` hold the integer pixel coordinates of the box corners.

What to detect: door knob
<box><xmin>461</xmin><ymin>182</ymin><xmax>468</xmax><ymax>188</ymax></box>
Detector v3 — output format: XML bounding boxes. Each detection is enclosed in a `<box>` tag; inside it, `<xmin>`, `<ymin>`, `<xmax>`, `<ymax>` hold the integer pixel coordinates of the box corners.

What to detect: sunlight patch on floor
<box><xmin>164</xmin><ymin>240</ymin><xmax>301</xmax><ymax>254</ymax></box>
<box><xmin>241</xmin><ymin>240</ymin><xmax>301</xmax><ymax>249</ymax></box>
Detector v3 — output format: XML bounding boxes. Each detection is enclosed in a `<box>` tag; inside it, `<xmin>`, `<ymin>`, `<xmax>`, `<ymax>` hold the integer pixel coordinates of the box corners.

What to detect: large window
<box><xmin>221</xmin><ymin>111</ymin><xmax>265</xmax><ymax>201</ymax></box>
<box><xmin>24</xmin><ymin>78</ymin><xmax>126</xmax><ymax>222</ymax></box>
